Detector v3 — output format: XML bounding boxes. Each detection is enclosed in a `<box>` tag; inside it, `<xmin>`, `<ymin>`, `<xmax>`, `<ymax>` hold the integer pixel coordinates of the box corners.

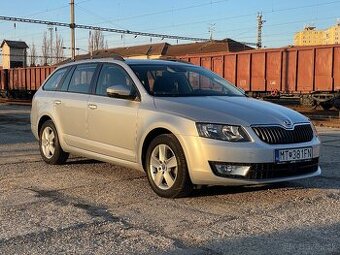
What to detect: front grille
<box><xmin>246</xmin><ymin>158</ymin><xmax>319</xmax><ymax>179</ymax></box>
<box><xmin>210</xmin><ymin>158</ymin><xmax>319</xmax><ymax>180</ymax></box>
<box><xmin>252</xmin><ymin>124</ymin><xmax>314</xmax><ymax>144</ymax></box>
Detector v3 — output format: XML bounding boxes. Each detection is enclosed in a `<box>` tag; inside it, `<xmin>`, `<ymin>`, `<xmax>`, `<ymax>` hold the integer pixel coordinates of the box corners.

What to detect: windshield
<box><xmin>129</xmin><ymin>63</ymin><xmax>244</xmax><ymax>97</ymax></box>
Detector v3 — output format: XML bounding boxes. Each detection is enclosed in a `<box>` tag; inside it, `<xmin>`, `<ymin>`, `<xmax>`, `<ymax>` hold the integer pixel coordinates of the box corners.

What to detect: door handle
<box><xmin>88</xmin><ymin>104</ymin><xmax>97</xmax><ymax>110</ymax></box>
<box><xmin>54</xmin><ymin>100</ymin><xmax>61</xmax><ymax>105</ymax></box>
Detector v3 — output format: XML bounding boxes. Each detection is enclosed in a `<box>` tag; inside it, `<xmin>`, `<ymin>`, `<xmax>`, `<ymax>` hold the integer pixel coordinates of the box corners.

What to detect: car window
<box><xmin>59</xmin><ymin>67</ymin><xmax>75</xmax><ymax>92</ymax></box>
<box><xmin>129</xmin><ymin>64</ymin><xmax>244</xmax><ymax>97</ymax></box>
<box><xmin>68</xmin><ymin>64</ymin><xmax>97</xmax><ymax>94</ymax></box>
<box><xmin>95</xmin><ymin>64</ymin><xmax>135</xmax><ymax>97</ymax></box>
<box><xmin>43</xmin><ymin>68</ymin><xmax>67</xmax><ymax>91</ymax></box>
<box><xmin>187</xmin><ymin>71</ymin><xmax>224</xmax><ymax>91</ymax></box>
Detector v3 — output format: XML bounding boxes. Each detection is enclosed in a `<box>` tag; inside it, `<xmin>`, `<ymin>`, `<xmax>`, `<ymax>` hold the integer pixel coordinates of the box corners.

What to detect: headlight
<box><xmin>196</xmin><ymin>123</ymin><xmax>250</xmax><ymax>142</ymax></box>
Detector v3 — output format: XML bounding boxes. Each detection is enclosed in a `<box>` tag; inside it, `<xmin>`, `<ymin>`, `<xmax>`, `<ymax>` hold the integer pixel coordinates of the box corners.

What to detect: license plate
<box><xmin>275</xmin><ymin>147</ymin><xmax>313</xmax><ymax>163</ymax></box>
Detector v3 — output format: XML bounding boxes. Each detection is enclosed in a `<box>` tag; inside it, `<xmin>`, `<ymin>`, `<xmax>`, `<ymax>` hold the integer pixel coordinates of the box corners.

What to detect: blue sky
<box><xmin>1</xmin><ymin>0</ymin><xmax>340</xmax><ymax>59</ymax></box>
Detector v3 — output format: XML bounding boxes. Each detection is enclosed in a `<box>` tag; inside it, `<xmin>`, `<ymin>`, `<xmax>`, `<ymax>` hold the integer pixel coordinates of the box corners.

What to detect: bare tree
<box><xmin>41</xmin><ymin>32</ymin><xmax>50</xmax><ymax>65</ymax></box>
<box><xmin>29</xmin><ymin>42</ymin><xmax>37</xmax><ymax>66</ymax></box>
<box><xmin>88</xmin><ymin>30</ymin><xmax>105</xmax><ymax>54</ymax></box>
<box><xmin>55</xmin><ymin>32</ymin><xmax>64</xmax><ymax>64</ymax></box>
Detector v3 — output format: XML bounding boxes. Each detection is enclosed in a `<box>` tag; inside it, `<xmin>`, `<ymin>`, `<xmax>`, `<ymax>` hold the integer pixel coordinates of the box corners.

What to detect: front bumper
<box><xmin>178</xmin><ymin>133</ymin><xmax>321</xmax><ymax>186</ymax></box>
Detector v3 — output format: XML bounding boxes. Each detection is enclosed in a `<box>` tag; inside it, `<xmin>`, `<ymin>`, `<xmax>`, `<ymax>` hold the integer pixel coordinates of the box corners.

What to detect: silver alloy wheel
<box><xmin>150</xmin><ymin>144</ymin><xmax>178</xmax><ymax>190</ymax></box>
<box><xmin>41</xmin><ymin>127</ymin><xmax>56</xmax><ymax>159</ymax></box>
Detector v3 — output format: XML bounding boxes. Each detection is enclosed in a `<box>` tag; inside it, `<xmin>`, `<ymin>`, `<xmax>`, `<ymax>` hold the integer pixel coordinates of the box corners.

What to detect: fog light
<box><xmin>210</xmin><ymin>162</ymin><xmax>251</xmax><ymax>177</ymax></box>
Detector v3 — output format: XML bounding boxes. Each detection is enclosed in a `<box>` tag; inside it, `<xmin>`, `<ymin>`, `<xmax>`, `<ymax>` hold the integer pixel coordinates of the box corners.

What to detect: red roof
<box><xmin>76</xmin><ymin>39</ymin><xmax>252</xmax><ymax>59</ymax></box>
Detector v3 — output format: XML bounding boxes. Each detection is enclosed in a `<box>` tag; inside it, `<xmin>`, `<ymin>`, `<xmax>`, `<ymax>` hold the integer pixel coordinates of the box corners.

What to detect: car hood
<box><xmin>153</xmin><ymin>96</ymin><xmax>309</xmax><ymax>126</ymax></box>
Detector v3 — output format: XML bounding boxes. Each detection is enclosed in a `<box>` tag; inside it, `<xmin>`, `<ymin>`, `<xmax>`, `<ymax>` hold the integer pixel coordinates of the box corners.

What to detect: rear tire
<box><xmin>145</xmin><ymin>134</ymin><xmax>192</xmax><ymax>198</ymax></box>
<box><xmin>39</xmin><ymin>120</ymin><xmax>69</xmax><ymax>165</ymax></box>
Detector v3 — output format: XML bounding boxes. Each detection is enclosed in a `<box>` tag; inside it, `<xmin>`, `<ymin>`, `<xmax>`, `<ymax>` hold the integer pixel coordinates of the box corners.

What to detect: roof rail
<box><xmin>112</xmin><ymin>54</ymin><xmax>125</xmax><ymax>61</ymax></box>
<box><xmin>157</xmin><ymin>57</ymin><xmax>192</xmax><ymax>64</ymax></box>
<box><xmin>90</xmin><ymin>53</ymin><xmax>125</xmax><ymax>61</ymax></box>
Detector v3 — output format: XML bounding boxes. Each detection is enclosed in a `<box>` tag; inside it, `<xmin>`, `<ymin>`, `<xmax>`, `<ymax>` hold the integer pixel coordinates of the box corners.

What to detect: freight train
<box><xmin>1</xmin><ymin>44</ymin><xmax>340</xmax><ymax>109</ymax></box>
<box><xmin>177</xmin><ymin>44</ymin><xmax>340</xmax><ymax>110</ymax></box>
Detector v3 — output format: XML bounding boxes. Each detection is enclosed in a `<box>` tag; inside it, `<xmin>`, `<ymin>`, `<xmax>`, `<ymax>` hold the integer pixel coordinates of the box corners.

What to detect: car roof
<box><xmin>124</xmin><ymin>59</ymin><xmax>192</xmax><ymax>66</ymax></box>
<box><xmin>58</xmin><ymin>58</ymin><xmax>194</xmax><ymax>69</ymax></box>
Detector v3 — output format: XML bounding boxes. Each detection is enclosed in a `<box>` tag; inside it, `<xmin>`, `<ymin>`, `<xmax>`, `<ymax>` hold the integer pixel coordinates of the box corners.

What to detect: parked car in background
<box><xmin>31</xmin><ymin>57</ymin><xmax>321</xmax><ymax>197</ymax></box>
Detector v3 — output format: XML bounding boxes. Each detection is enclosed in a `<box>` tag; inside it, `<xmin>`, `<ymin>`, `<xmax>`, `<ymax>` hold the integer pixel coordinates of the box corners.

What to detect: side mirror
<box><xmin>106</xmin><ymin>85</ymin><xmax>133</xmax><ymax>99</ymax></box>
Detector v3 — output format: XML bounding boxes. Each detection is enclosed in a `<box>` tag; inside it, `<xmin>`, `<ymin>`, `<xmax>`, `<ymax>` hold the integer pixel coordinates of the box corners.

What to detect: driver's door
<box><xmin>87</xmin><ymin>63</ymin><xmax>139</xmax><ymax>162</ymax></box>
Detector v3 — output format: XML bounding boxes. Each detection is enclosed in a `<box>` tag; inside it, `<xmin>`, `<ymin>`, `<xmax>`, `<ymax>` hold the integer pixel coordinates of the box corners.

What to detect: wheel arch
<box><xmin>38</xmin><ymin>115</ymin><xmax>53</xmax><ymax>135</ymax></box>
<box><xmin>141</xmin><ymin>127</ymin><xmax>173</xmax><ymax>172</ymax></box>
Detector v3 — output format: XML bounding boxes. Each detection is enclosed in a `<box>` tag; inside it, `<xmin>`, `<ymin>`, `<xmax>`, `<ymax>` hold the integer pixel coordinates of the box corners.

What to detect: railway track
<box><xmin>0</xmin><ymin>98</ymin><xmax>32</xmax><ymax>105</ymax></box>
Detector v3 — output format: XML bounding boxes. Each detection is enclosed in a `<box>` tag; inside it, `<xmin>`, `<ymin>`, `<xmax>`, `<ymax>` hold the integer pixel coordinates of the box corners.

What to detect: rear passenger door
<box><xmin>54</xmin><ymin>63</ymin><xmax>98</xmax><ymax>149</ymax></box>
<box><xmin>87</xmin><ymin>63</ymin><xmax>140</xmax><ymax>162</ymax></box>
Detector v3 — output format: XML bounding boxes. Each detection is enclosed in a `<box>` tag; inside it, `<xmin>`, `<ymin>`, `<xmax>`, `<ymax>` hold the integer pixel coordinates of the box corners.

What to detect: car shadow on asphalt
<box><xmin>64</xmin><ymin>158</ymin><xmax>104</xmax><ymax>165</ymax></box>
<box><xmin>190</xmin><ymin>182</ymin><xmax>303</xmax><ymax>197</ymax></box>
<box><xmin>190</xmin><ymin>176</ymin><xmax>340</xmax><ymax>197</ymax></box>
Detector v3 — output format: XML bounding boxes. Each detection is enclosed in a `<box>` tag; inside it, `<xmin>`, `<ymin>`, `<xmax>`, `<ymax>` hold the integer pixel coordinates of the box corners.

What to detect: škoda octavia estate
<box><xmin>31</xmin><ymin>57</ymin><xmax>321</xmax><ymax>197</ymax></box>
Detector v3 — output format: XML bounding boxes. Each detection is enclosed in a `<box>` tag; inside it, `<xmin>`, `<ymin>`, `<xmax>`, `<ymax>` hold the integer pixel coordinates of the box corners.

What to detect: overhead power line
<box><xmin>0</xmin><ymin>15</ymin><xmax>210</xmax><ymax>42</ymax></box>
<box><xmin>134</xmin><ymin>0</ymin><xmax>340</xmax><ymax>35</ymax></box>
<box><xmin>0</xmin><ymin>52</ymin><xmax>68</xmax><ymax>59</ymax></box>
<box><xmin>111</xmin><ymin>0</ymin><xmax>230</xmax><ymax>22</ymax></box>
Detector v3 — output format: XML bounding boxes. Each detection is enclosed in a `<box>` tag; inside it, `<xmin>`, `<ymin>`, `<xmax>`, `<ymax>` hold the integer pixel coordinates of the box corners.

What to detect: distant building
<box><xmin>294</xmin><ymin>21</ymin><xmax>340</xmax><ymax>46</ymax></box>
<box><xmin>294</xmin><ymin>26</ymin><xmax>324</xmax><ymax>46</ymax></box>
<box><xmin>94</xmin><ymin>42</ymin><xmax>169</xmax><ymax>59</ymax></box>
<box><xmin>325</xmin><ymin>22</ymin><xmax>340</xmax><ymax>44</ymax></box>
<box><xmin>0</xmin><ymin>40</ymin><xmax>29</xmax><ymax>69</ymax></box>
<box><xmin>71</xmin><ymin>39</ymin><xmax>252</xmax><ymax>62</ymax></box>
<box><xmin>165</xmin><ymin>39</ymin><xmax>252</xmax><ymax>57</ymax></box>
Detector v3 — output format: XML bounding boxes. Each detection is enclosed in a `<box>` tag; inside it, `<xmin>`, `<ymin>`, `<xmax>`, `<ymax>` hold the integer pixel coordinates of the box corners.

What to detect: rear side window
<box><xmin>43</xmin><ymin>68</ymin><xmax>67</xmax><ymax>91</ymax></box>
<box><xmin>68</xmin><ymin>64</ymin><xmax>97</xmax><ymax>94</ymax></box>
<box><xmin>60</xmin><ymin>67</ymin><xmax>75</xmax><ymax>92</ymax></box>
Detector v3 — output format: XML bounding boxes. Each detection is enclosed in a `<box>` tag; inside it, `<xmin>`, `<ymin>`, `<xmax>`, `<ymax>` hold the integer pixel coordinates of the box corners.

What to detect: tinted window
<box><xmin>129</xmin><ymin>64</ymin><xmax>244</xmax><ymax>97</ymax></box>
<box><xmin>68</xmin><ymin>64</ymin><xmax>97</xmax><ymax>94</ymax></box>
<box><xmin>60</xmin><ymin>67</ymin><xmax>75</xmax><ymax>92</ymax></box>
<box><xmin>95</xmin><ymin>64</ymin><xmax>135</xmax><ymax>96</ymax></box>
<box><xmin>43</xmin><ymin>68</ymin><xmax>67</xmax><ymax>91</ymax></box>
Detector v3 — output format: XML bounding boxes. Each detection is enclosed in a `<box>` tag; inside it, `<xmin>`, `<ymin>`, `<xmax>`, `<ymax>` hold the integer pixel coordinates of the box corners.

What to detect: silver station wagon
<box><xmin>31</xmin><ymin>57</ymin><xmax>321</xmax><ymax>198</ymax></box>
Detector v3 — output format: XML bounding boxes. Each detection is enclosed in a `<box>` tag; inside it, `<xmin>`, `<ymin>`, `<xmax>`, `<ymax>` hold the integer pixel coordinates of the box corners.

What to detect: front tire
<box><xmin>39</xmin><ymin>120</ymin><xmax>69</xmax><ymax>165</ymax></box>
<box><xmin>145</xmin><ymin>134</ymin><xmax>192</xmax><ymax>198</ymax></box>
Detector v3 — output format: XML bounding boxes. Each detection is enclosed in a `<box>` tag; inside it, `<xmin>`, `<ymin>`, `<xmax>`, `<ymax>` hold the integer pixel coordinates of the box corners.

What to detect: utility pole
<box><xmin>70</xmin><ymin>0</ymin><xmax>75</xmax><ymax>60</ymax></box>
<box><xmin>257</xmin><ymin>12</ymin><xmax>265</xmax><ymax>49</ymax></box>
<box><xmin>208</xmin><ymin>23</ymin><xmax>216</xmax><ymax>41</ymax></box>
<box><xmin>48</xmin><ymin>25</ymin><xmax>53</xmax><ymax>64</ymax></box>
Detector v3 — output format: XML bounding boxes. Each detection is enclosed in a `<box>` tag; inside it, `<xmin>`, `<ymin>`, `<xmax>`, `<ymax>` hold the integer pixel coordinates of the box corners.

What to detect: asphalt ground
<box><xmin>0</xmin><ymin>104</ymin><xmax>339</xmax><ymax>255</ymax></box>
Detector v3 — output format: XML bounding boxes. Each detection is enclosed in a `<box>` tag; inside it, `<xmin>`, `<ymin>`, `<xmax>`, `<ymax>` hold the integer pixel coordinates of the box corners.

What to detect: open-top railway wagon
<box><xmin>1</xmin><ymin>44</ymin><xmax>340</xmax><ymax>109</ymax></box>
<box><xmin>177</xmin><ymin>44</ymin><xmax>340</xmax><ymax>110</ymax></box>
<box><xmin>0</xmin><ymin>66</ymin><xmax>56</xmax><ymax>98</ymax></box>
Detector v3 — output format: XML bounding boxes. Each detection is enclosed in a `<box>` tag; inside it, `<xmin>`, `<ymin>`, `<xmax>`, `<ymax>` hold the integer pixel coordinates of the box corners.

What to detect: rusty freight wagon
<box><xmin>0</xmin><ymin>66</ymin><xmax>56</xmax><ymax>98</ymax></box>
<box><xmin>177</xmin><ymin>44</ymin><xmax>340</xmax><ymax>110</ymax></box>
<box><xmin>1</xmin><ymin>44</ymin><xmax>340</xmax><ymax>109</ymax></box>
